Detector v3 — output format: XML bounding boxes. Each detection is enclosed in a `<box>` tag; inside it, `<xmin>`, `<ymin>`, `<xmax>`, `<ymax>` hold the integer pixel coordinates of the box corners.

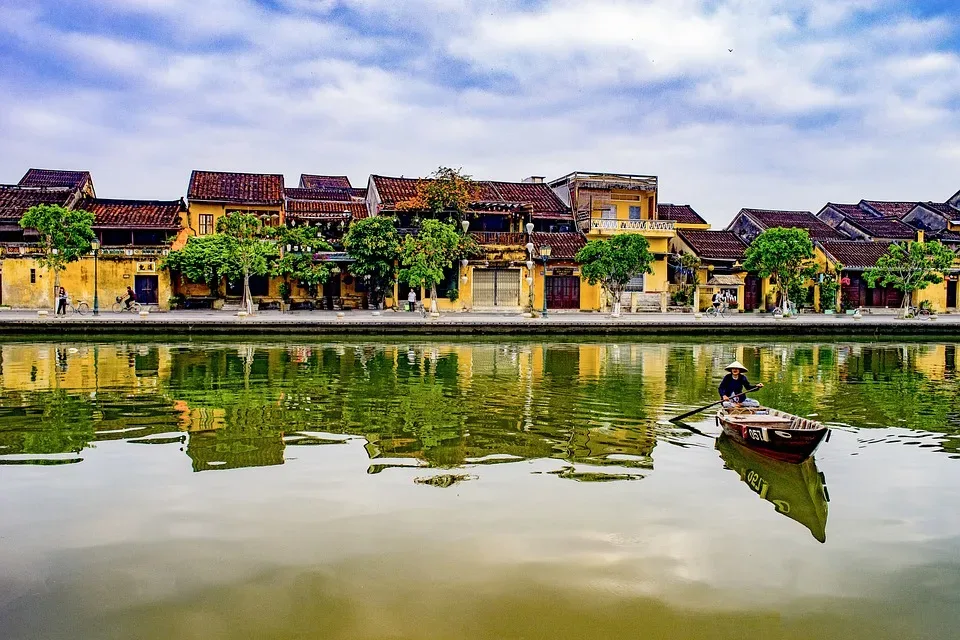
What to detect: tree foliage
<box><xmin>162</xmin><ymin>234</ymin><xmax>236</xmax><ymax>297</ymax></box>
<box><xmin>398</xmin><ymin>219</ymin><xmax>476</xmax><ymax>312</ymax></box>
<box><xmin>864</xmin><ymin>241</ymin><xmax>955</xmax><ymax>308</ymax></box>
<box><xmin>19</xmin><ymin>204</ymin><xmax>96</xmax><ymax>308</ymax></box>
<box><xmin>743</xmin><ymin>227</ymin><xmax>816</xmax><ymax>312</ymax></box>
<box><xmin>268</xmin><ymin>225</ymin><xmax>336</xmax><ymax>297</ymax></box>
<box><xmin>576</xmin><ymin>234</ymin><xmax>654</xmax><ymax>315</ymax></box>
<box><xmin>343</xmin><ymin>216</ymin><xmax>402</xmax><ymax>306</ymax></box>
<box><xmin>396</xmin><ymin>166</ymin><xmax>480</xmax><ymax>222</ymax></box>
<box><xmin>217</xmin><ymin>213</ymin><xmax>274</xmax><ymax>314</ymax></box>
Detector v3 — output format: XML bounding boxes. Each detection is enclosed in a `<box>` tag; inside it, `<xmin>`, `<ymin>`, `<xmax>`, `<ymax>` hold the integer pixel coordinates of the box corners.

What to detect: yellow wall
<box><xmin>1</xmin><ymin>256</ymin><xmax>173</xmax><ymax>310</ymax></box>
<box><xmin>181</xmin><ymin>202</ymin><xmax>284</xmax><ymax>248</ymax></box>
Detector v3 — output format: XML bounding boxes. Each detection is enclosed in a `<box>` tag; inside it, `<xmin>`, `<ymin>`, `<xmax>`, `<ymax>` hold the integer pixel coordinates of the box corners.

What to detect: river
<box><xmin>1</xmin><ymin>339</ymin><xmax>958</xmax><ymax>639</ymax></box>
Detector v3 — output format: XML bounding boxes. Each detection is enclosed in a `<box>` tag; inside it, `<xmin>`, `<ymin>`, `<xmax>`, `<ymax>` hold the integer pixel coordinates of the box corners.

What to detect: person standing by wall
<box><xmin>56</xmin><ymin>287</ymin><xmax>68</xmax><ymax>315</ymax></box>
<box><xmin>407</xmin><ymin>288</ymin><xmax>417</xmax><ymax>312</ymax></box>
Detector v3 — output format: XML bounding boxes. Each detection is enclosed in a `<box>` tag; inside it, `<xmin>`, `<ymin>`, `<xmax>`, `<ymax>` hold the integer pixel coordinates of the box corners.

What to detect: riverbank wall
<box><xmin>2</xmin><ymin>311</ymin><xmax>960</xmax><ymax>337</ymax></box>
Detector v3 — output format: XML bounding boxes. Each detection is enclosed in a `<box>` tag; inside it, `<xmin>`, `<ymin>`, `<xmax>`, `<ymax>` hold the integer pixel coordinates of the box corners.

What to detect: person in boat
<box><xmin>719</xmin><ymin>360</ymin><xmax>763</xmax><ymax>407</ymax></box>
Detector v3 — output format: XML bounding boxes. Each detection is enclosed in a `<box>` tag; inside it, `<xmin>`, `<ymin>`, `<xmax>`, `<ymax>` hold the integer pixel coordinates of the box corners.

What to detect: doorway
<box><xmin>134</xmin><ymin>275</ymin><xmax>159</xmax><ymax>305</ymax></box>
<box><xmin>948</xmin><ymin>280</ymin><xmax>957</xmax><ymax>308</ymax></box>
<box><xmin>472</xmin><ymin>269</ymin><xmax>520</xmax><ymax>308</ymax></box>
<box><xmin>743</xmin><ymin>276</ymin><xmax>761</xmax><ymax>311</ymax></box>
<box><xmin>546</xmin><ymin>276</ymin><xmax>580</xmax><ymax>309</ymax></box>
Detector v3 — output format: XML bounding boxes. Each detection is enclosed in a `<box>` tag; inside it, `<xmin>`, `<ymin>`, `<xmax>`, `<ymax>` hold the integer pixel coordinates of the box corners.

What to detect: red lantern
<box><xmin>840</xmin><ymin>276</ymin><xmax>851</xmax><ymax>285</ymax></box>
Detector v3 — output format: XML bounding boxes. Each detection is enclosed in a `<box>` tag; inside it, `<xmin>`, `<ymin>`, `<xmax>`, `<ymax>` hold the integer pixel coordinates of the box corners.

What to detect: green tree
<box><xmin>269</xmin><ymin>225</ymin><xmax>336</xmax><ymax>301</ymax></box>
<box><xmin>19</xmin><ymin>204</ymin><xmax>95</xmax><ymax>309</ymax></box>
<box><xmin>576</xmin><ymin>234</ymin><xmax>654</xmax><ymax>317</ymax></box>
<box><xmin>217</xmin><ymin>213</ymin><xmax>274</xmax><ymax>314</ymax></box>
<box><xmin>398</xmin><ymin>219</ymin><xmax>472</xmax><ymax>313</ymax></box>
<box><xmin>670</xmin><ymin>251</ymin><xmax>701</xmax><ymax>309</ymax></box>
<box><xmin>162</xmin><ymin>234</ymin><xmax>236</xmax><ymax>298</ymax></box>
<box><xmin>343</xmin><ymin>216</ymin><xmax>401</xmax><ymax>308</ymax></box>
<box><xmin>864</xmin><ymin>240</ymin><xmax>955</xmax><ymax>311</ymax></box>
<box><xmin>742</xmin><ymin>228</ymin><xmax>816</xmax><ymax>313</ymax></box>
<box><xmin>396</xmin><ymin>166</ymin><xmax>480</xmax><ymax>224</ymax></box>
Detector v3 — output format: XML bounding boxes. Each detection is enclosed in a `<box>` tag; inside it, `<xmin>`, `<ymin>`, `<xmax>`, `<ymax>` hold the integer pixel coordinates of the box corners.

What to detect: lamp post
<box><xmin>91</xmin><ymin>239</ymin><xmax>100</xmax><ymax>316</ymax></box>
<box><xmin>540</xmin><ymin>245</ymin><xmax>552</xmax><ymax>317</ymax></box>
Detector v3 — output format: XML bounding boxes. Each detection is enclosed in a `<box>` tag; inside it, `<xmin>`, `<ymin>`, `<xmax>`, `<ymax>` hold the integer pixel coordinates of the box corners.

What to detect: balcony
<box><xmin>589</xmin><ymin>218</ymin><xmax>675</xmax><ymax>235</ymax></box>
<box><xmin>470</xmin><ymin>231</ymin><xmax>527</xmax><ymax>245</ymax></box>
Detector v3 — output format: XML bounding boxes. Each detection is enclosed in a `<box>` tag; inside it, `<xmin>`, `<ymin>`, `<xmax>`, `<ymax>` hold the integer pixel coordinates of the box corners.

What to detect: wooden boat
<box><xmin>715</xmin><ymin>405</ymin><xmax>828</xmax><ymax>463</ymax></box>
<box><xmin>716</xmin><ymin>434</ymin><xmax>829</xmax><ymax>543</ymax></box>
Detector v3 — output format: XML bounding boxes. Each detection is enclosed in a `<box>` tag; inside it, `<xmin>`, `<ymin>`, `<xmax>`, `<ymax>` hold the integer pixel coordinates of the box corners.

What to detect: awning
<box><xmin>705</xmin><ymin>275</ymin><xmax>743</xmax><ymax>286</ymax></box>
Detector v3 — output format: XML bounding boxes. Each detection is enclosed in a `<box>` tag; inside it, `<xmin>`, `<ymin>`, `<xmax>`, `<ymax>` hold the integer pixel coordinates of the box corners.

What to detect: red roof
<box><xmin>0</xmin><ymin>185</ymin><xmax>76</xmax><ymax>222</ymax></box>
<box><xmin>284</xmin><ymin>187</ymin><xmax>352</xmax><ymax>202</ymax></box>
<box><xmin>350</xmin><ymin>188</ymin><xmax>366</xmax><ymax>199</ymax></box>
<box><xmin>188</xmin><ymin>170</ymin><xmax>284</xmax><ymax>204</ymax></box>
<box><xmin>740</xmin><ymin>208</ymin><xmax>844</xmax><ymax>240</ymax></box>
<box><xmin>286</xmin><ymin>200</ymin><xmax>367</xmax><ymax>221</ymax></box>
<box><xmin>860</xmin><ymin>200</ymin><xmax>916</xmax><ymax>220</ymax></box>
<box><xmin>19</xmin><ymin>168</ymin><xmax>92</xmax><ymax>191</ymax></box>
<box><xmin>845</xmin><ymin>217</ymin><xmax>916</xmax><ymax>240</ymax></box>
<box><xmin>914</xmin><ymin>201</ymin><xmax>960</xmax><ymax>221</ymax></box>
<box><xmin>658</xmin><ymin>204</ymin><xmax>707</xmax><ymax>225</ymax></box>
<box><xmin>678</xmin><ymin>230</ymin><xmax>747</xmax><ymax>260</ymax></box>
<box><xmin>819</xmin><ymin>240</ymin><xmax>892</xmax><ymax>269</ymax></box>
<box><xmin>371</xmin><ymin>175</ymin><xmax>571</xmax><ymax>220</ymax></box>
<box><xmin>530</xmin><ymin>232</ymin><xmax>586</xmax><ymax>260</ymax></box>
<box><xmin>299</xmin><ymin>175</ymin><xmax>352</xmax><ymax>190</ymax></box>
<box><xmin>80</xmin><ymin>198</ymin><xmax>184</xmax><ymax>229</ymax></box>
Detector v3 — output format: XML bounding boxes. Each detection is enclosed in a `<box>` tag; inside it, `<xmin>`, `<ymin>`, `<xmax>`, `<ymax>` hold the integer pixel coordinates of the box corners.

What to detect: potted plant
<box><xmin>819</xmin><ymin>275</ymin><xmax>839</xmax><ymax>314</ymax></box>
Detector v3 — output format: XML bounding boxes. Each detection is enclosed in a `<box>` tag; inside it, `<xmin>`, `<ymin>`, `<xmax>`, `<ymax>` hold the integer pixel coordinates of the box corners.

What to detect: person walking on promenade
<box><xmin>719</xmin><ymin>360</ymin><xmax>763</xmax><ymax>407</ymax></box>
<box><xmin>56</xmin><ymin>287</ymin><xmax>68</xmax><ymax>315</ymax></box>
<box><xmin>407</xmin><ymin>289</ymin><xmax>417</xmax><ymax>312</ymax></box>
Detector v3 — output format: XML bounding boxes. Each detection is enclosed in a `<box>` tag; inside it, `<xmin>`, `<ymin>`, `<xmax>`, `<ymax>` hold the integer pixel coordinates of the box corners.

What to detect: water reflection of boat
<box><xmin>716</xmin><ymin>433</ymin><xmax>829</xmax><ymax>543</ymax></box>
<box><xmin>716</xmin><ymin>406</ymin><xmax>828</xmax><ymax>463</ymax></box>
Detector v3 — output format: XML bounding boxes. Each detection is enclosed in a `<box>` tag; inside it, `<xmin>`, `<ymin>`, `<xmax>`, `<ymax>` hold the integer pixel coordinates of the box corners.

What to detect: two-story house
<box><xmin>816</xmin><ymin>202</ymin><xmax>918</xmax><ymax>242</ymax></box>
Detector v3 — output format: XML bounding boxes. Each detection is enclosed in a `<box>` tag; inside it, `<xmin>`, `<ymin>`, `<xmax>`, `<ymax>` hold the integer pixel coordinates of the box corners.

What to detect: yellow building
<box><xmin>0</xmin><ymin>169</ymin><xmax>184</xmax><ymax>310</ymax></box>
<box><xmin>670</xmin><ymin>229</ymin><xmax>749</xmax><ymax>311</ymax></box>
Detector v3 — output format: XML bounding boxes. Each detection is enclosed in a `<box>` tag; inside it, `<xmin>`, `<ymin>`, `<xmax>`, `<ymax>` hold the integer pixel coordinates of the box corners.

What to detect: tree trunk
<box><xmin>610</xmin><ymin>286</ymin><xmax>622</xmax><ymax>317</ymax></box>
<box><xmin>52</xmin><ymin>268</ymin><xmax>61</xmax><ymax>312</ymax></box>
<box><xmin>430</xmin><ymin>284</ymin><xmax>438</xmax><ymax>313</ymax></box>
<box><xmin>243</xmin><ymin>269</ymin><xmax>254</xmax><ymax>314</ymax></box>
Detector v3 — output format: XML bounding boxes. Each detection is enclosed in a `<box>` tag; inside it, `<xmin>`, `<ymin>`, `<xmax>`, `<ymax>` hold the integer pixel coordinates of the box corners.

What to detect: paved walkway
<box><xmin>0</xmin><ymin>308</ymin><xmax>957</xmax><ymax>336</ymax></box>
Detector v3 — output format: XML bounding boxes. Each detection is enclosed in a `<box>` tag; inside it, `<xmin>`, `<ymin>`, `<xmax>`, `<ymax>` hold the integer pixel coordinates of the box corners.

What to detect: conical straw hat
<box><xmin>725</xmin><ymin>360</ymin><xmax>747</xmax><ymax>372</ymax></box>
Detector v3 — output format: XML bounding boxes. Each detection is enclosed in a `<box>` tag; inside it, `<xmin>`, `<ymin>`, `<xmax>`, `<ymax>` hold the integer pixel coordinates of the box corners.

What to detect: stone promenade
<box><xmin>1</xmin><ymin>308</ymin><xmax>958</xmax><ymax>336</ymax></box>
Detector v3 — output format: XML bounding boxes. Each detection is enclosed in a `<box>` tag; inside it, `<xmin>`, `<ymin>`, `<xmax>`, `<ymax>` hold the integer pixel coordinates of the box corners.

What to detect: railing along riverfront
<box><xmin>589</xmin><ymin>219</ymin><xmax>676</xmax><ymax>232</ymax></box>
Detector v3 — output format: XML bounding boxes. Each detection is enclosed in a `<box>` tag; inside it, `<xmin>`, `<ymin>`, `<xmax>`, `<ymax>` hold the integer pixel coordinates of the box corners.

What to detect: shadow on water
<box><xmin>0</xmin><ymin>340</ymin><xmax>958</xmax><ymax>473</ymax></box>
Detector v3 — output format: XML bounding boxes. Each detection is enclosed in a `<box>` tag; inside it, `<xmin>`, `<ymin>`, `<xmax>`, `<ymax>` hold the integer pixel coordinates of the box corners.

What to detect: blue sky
<box><xmin>1</xmin><ymin>0</ymin><xmax>958</xmax><ymax>225</ymax></box>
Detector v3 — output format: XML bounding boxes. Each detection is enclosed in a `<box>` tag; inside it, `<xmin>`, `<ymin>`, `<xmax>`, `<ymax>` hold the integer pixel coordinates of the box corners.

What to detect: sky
<box><xmin>0</xmin><ymin>0</ymin><xmax>958</xmax><ymax>227</ymax></box>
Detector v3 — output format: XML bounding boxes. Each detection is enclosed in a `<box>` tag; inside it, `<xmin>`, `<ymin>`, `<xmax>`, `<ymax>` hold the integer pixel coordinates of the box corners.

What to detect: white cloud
<box><xmin>0</xmin><ymin>0</ymin><xmax>957</xmax><ymax>226</ymax></box>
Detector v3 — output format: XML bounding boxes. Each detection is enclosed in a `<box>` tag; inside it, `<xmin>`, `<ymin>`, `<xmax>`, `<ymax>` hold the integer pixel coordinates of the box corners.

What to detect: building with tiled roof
<box><xmin>728</xmin><ymin>208</ymin><xmax>845</xmax><ymax>244</ymax></box>
<box><xmin>529</xmin><ymin>232</ymin><xmax>586</xmax><ymax>260</ymax></box>
<box><xmin>816</xmin><ymin>203</ymin><xmax>917</xmax><ymax>241</ymax></box>
<box><xmin>81</xmin><ymin>198</ymin><xmax>185</xmax><ymax>230</ymax></box>
<box><xmin>818</xmin><ymin>240</ymin><xmax>892</xmax><ymax>270</ymax></box>
<box><xmin>818</xmin><ymin>240</ymin><xmax>904</xmax><ymax>309</ymax></box>
<box><xmin>19</xmin><ymin>168</ymin><xmax>95</xmax><ymax>196</ymax></box>
<box><xmin>299</xmin><ymin>175</ymin><xmax>352</xmax><ymax>190</ymax></box>
<box><xmin>658</xmin><ymin>204</ymin><xmax>708</xmax><ymax>227</ymax></box>
<box><xmin>902</xmin><ymin>201</ymin><xmax>960</xmax><ymax>247</ymax></box>
<box><xmin>0</xmin><ymin>185</ymin><xmax>80</xmax><ymax>225</ymax></box>
<box><xmin>187</xmin><ymin>170</ymin><xmax>284</xmax><ymax>205</ymax></box>
<box><xmin>859</xmin><ymin>200</ymin><xmax>917</xmax><ymax>220</ymax></box>
<box><xmin>675</xmin><ymin>230</ymin><xmax>747</xmax><ymax>262</ymax></box>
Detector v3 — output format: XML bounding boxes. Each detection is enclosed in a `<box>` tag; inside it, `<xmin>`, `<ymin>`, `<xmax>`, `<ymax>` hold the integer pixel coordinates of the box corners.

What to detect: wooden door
<box><xmin>948</xmin><ymin>280</ymin><xmax>957</xmax><ymax>308</ymax></box>
<box><xmin>743</xmin><ymin>276</ymin><xmax>761</xmax><ymax>311</ymax></box>
<box><xmin>134</xmin><ymin>275</ymin><xmax>158</xmax><ymax>304</ymax></box>
<box><xmin>546</xmin><ymin>276</ymin><xmax>580</xmax><ymax>309</ymax></box>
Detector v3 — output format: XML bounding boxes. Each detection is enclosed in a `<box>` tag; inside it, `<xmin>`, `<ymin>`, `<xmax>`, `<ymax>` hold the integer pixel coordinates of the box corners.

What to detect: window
<box><xmin>30</xmin><ymin>269</ymin><xmax>36</xmax><ymax>284</ymax></box>
<box><xmin>198</xmin><ymin>214</ymin><xmax>214</xmax><ymax>235</ymax></box>
<box><xmin>601</xmin><ymin>206</ymin><xmax>616</xmax><ymax>219</ymax></box>
<box><xmin>629</xmin><ymin>206</ymin><xmax>642</xmax><ymax>220</ymax></box>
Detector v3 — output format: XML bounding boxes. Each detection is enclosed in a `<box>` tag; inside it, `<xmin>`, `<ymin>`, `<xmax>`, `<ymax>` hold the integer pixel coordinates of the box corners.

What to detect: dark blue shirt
<box><xmin>719</xmin><ymin>373</ymin><xmax>751</xmax><ymax>400</ymax></box>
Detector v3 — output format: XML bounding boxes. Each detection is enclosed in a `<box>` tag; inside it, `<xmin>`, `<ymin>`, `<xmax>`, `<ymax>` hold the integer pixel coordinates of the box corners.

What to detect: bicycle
<box><xmin>904</xmin><ymin>305</ymin><xmax>931</xmax><ymax>318</ymax></box>
<box><xmin>416</xmin><ymin>301</ymin><xmax>428</xmax><ymax>318</ymax></box>
<box><xmin>706</xmin><ymin>301</ymin><xmax>728</xmax><ymax>318</ymax></box>
<box><xmin>111</xmin><ymin>296</ymin><xmax>142</xmax><ymax>313</ymax></box>
<box><xmin>62</xmin><ymin>299</ymin><xmax>90</xmax><ymax>316</ymax></box>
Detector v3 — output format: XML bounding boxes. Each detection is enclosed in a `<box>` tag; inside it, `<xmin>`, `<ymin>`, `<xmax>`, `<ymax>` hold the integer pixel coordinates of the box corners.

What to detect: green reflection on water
<box><xmin>1</xmin><ymin>340</ymin><xmax>959</xmax><ymax>469</ymax></box>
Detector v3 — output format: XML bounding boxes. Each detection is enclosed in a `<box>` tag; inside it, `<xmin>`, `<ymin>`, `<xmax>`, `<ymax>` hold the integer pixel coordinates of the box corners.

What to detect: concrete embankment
<box><xmin>1</xmin><ymin>310</ymin><xmax>959</xmax><ymax>337</ymax></box>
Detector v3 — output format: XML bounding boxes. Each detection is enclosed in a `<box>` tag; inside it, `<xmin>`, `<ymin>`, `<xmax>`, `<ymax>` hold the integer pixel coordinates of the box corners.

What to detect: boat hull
<box><xmin>716</xmin><ymin>410</ymin><xmax>828</xmax><ymax>464</ymax></box>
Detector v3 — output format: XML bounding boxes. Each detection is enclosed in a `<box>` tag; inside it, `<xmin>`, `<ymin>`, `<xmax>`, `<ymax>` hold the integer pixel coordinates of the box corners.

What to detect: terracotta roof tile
<box><xmin>371</xmin><ymin>175</ymin><xmax>571</xmax><ymax>220</ymax></box>
<box><xmin>188</xmin><ymin>170</ymin><xmax>284</xmax><ymax>204</ymax></box>
<box><xmin>678</xmin><ymin>230</ymin><xmax>747</xmax><ymax>260</ymax></box>
<box><xmin>740</xmin><ymin>208</ymin><xmax>845</xmax><ymax>240</ymax></box>
<box><xmin>658</xmin><ymin>204</ymin><xmax>707</xmax><ymax>225</ymax></box>
<box><xmin>819</xmin><ymin>240</ymin><xmax>892</xmax><ymax>269</ymax></box>
<box><xmin>859</xmin><ymin>200</ymin><xmax>916</xmax><ymax>220</ymax></box>
<box><xmin>530</xmin><ymin>232</ymin><xmax>586</xmax><ymax>260</ymax></box>
<box><xmin>350</xmin><ymin>188</ymin><xmax>366</xmax><ymax>199</ymax></box>
<box><xmin>915</xmin><ymin>201</ymin><xmax>960</xmax><ymax>220</ymax></box>
<box><xmin>822</xmin><ymin>202</ymin><xmax>871</xmax><ymax>220</ymax></box>
<box><xmin>19</xmin><ymin>168</ymin><xmax>92</xmax><ymax>190</ymax></box>
<box><xmin>846</xmin><ymin>217</ymin><xmax>917</xmax><ymax>240</ymax></box>
<box><xmin>284</xmin><ymin>187</ymin><xmax>352</xmax><ymax>202</ymax></box>
<box><xmin>0</xmin><ymin>185</ymin><xmax>76</xmax><ymax>222</ymax></box>
<box><xmin>299</xmin><ymin>175</ymin><xmax>352</xmax><ymax>190</ymax></box>
<box><xmin>286</xmin><ymin>200</ymin><xmax>366</xmax><ymax>221</ymax></box>
<box><xmin>80</xmin><ymin>198</ymin><xmax>184</xmax><ymax>229</ymax></box>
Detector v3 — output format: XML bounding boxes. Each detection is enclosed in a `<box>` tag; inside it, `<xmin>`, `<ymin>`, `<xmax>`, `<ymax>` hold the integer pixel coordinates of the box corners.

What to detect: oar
<box><xmin>669</xmin><ymin>386</ymin><xmax>760</xmax><ymax>423</ymax></box>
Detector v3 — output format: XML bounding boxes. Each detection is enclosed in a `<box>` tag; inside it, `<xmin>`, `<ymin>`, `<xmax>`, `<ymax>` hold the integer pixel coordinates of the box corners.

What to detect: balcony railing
<box><xmin>590</xmin><ymin>219</ymin><xmax>675</xmax><ymax>232</ymax></box>
<box><xmin>470</xmin><ymin>231</ymin><xmax>527</xmax><ymax>245</ymax></box>
<box><xmin>0</xmin><ymin>244</ymin><xmax>171</xmax><ymax>257</ymax></box>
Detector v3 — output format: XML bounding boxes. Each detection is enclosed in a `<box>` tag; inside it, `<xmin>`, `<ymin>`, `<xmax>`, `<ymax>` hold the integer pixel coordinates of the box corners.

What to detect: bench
<box><xmin>183</xmin><ymin>296</ymin><xmax>216</xmax><ymax>309</ymax></box>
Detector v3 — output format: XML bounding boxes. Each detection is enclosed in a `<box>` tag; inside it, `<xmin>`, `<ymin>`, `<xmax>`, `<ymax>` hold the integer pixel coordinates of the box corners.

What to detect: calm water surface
<box><xmin>1</xmin><ymin>339</ymin><xmax>959</xmax><ymax>639</ymax></box>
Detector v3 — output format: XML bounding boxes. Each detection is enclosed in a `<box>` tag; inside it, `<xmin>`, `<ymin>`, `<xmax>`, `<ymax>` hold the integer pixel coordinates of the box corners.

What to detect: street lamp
<box><xmin>525</xmin><ymin>222</ymin><xmax>534</xmax><ymax>235</ymax></box>
<box><xmin>525</xmin><ymin>259</ymin><xmax>535</xmax><ymax>312</ymax></box>
<box><xmin>461</xmin><ymin>219</ymin><xmax>470</xmax><ymax>233</ymax></box>
<box><xmin>91</xmin><ymin>239</ymin><xmax>100</xmax><ymax>316</ymax></box>
<box><xmin>540</xmin><ymin>245</ymin><xmax>552</xmax><ymax>317</ymax></box>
